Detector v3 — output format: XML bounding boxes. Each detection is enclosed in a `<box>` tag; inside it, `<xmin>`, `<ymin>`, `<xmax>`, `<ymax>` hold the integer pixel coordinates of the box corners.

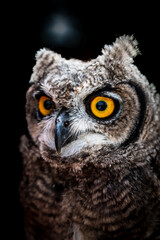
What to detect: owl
<box><xmin>20</xmin><ymin>36</ymin><xmax>160</xmax><ymax>240</ymax></box>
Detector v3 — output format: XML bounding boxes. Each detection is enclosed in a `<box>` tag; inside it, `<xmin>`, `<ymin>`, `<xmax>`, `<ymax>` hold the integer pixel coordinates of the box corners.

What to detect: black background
<box><xmin>4</xmin><ymin>1</ymin><xmax>160</xmax><ymax>239</ymax></box>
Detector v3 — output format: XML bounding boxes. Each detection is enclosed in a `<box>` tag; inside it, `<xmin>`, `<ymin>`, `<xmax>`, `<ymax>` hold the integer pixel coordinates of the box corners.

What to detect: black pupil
<box><xmin>44</xmin><ymin>100</ymin><xmax>53</xmax><ymax>110</ymax></box>
<box><xmin>96</xmin><ymin>101</ymin><xmax>107</xmax><ymax>111</ymax></box>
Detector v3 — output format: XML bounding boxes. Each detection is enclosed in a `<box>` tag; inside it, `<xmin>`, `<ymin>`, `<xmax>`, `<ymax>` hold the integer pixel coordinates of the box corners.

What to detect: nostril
<box><xmin>63</xmin><ymin>121</ymin><xmax>69</xmax><ymax>127</ymax></box>
<box><xmin>56</xmin><ymin>118</ymin><xmax>60</xmax><ymax>123</ymax></box>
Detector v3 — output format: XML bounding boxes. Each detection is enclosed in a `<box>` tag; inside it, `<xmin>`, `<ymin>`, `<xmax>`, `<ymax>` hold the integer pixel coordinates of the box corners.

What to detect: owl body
<box><xmin>20</xmin><ymin>36</ymin><xmax>160</xmax><ymax>240</ymax></box>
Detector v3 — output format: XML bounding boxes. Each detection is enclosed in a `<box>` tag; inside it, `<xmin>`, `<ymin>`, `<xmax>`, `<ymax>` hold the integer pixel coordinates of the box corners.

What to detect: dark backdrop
<box><xmin>4</xmin><ymin>1</ymin><xmax>159</xmax><ymax>239</ymax></box>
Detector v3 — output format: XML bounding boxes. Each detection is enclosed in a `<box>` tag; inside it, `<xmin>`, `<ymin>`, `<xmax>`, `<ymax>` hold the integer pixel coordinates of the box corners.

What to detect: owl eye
<box><xmin>90</xmin><ymin>96</ymin><xmax>115</xmax><ymax>118</ymax></box>
<box><xmin>38</xmin><ymin>96</ymin><xmax>54</xmax><ymax>116</ymax></box>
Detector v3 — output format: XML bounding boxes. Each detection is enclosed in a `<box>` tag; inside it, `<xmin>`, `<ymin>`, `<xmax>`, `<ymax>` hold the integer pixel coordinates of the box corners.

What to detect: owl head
<box><xmin>25</xmin><ymin>36</ymin><xmax>160</xmax><ymax>170</ymax></box>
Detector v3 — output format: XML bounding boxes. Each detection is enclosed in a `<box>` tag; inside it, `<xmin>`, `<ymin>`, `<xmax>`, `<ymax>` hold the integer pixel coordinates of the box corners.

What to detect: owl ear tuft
<box><xmin>35</xmin><ymin>48</ymin><xmax>48</xmax><ymax>60</ymax></box>
<box><xmin>102</xmin><ymin>35</ymin><xmax>140</xmax><ymax>63</ymax></box>
<box><xmin>30</xmin><ymin>48</ymin><xmax>61</xmax><ymax>84</ymax></box>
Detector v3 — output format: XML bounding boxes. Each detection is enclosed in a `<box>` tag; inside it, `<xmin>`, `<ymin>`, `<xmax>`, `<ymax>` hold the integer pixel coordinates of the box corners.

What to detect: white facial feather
<box><xmin>69</xmin><ymin>115</ymin><xmax>95</xmax><ymax>137</ymax></box>
<box><xmin>61</xmin><ymin>133</ymin><xmax>109</xmax><ymax>157</ymax></box>
<box><xmin>38</xmin><ymin>117</ymin><xmax>56</xmax><ymax>150</ymax></box>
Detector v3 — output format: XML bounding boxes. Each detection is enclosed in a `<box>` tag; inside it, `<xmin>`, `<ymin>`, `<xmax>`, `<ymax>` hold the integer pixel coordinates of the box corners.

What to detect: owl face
<box><xmin>26</xmin><ymin>36</ymin><xmax>160</xmax><ymax>167</ymax></box>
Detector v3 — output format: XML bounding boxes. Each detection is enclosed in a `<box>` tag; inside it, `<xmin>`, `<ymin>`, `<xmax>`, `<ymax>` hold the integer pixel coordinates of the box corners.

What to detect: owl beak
<box><xmin>55</xmin><ymin>108</ymin><xmax>72</xmax><ymax>153</ymax></box>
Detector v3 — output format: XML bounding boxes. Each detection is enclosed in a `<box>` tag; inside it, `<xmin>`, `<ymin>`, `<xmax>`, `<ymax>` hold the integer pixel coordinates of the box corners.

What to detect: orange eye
<box><xmin>38</xmin><ymin>96</ymin><xmax>54</xmax><ymax>116</ymax></box>
<box><xmin>90</xmin><ymin>96</ymin><xmax>115</xmax><ymax>118</ymax></box>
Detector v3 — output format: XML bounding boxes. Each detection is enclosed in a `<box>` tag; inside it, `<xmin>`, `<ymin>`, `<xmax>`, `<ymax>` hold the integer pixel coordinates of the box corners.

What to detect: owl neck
<box><xmin>21</xmin><ymin>134</ymin><xmax>160</xmax><ymax>184</ymax></box>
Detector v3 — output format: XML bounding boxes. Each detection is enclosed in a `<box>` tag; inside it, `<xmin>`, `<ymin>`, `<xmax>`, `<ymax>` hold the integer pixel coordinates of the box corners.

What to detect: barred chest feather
<box><xmin>20</xmin><ymin>138</ymin><xmax>160</xmax><ymax>240</ymax></box>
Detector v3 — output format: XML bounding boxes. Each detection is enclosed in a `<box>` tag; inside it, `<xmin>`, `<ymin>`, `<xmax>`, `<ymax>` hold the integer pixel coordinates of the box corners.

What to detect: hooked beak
<box><xmin>55</xmin><ymin>108</ymin><xmax>73</xmax><ymax>153</ymax></box>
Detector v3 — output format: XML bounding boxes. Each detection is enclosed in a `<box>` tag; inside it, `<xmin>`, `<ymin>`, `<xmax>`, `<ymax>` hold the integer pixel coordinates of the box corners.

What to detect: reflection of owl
<box><xmin>20</xmin><ymin>36</ymin><xmax>160</xmax><ymax>240</ymax></box>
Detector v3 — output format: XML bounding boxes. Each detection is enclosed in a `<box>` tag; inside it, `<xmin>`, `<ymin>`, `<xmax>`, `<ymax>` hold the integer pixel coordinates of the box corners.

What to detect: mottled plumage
<box><xmin>20</xmin><ymin>36</ymin><xmax>160</xmax><ymax>240</ymax></box>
